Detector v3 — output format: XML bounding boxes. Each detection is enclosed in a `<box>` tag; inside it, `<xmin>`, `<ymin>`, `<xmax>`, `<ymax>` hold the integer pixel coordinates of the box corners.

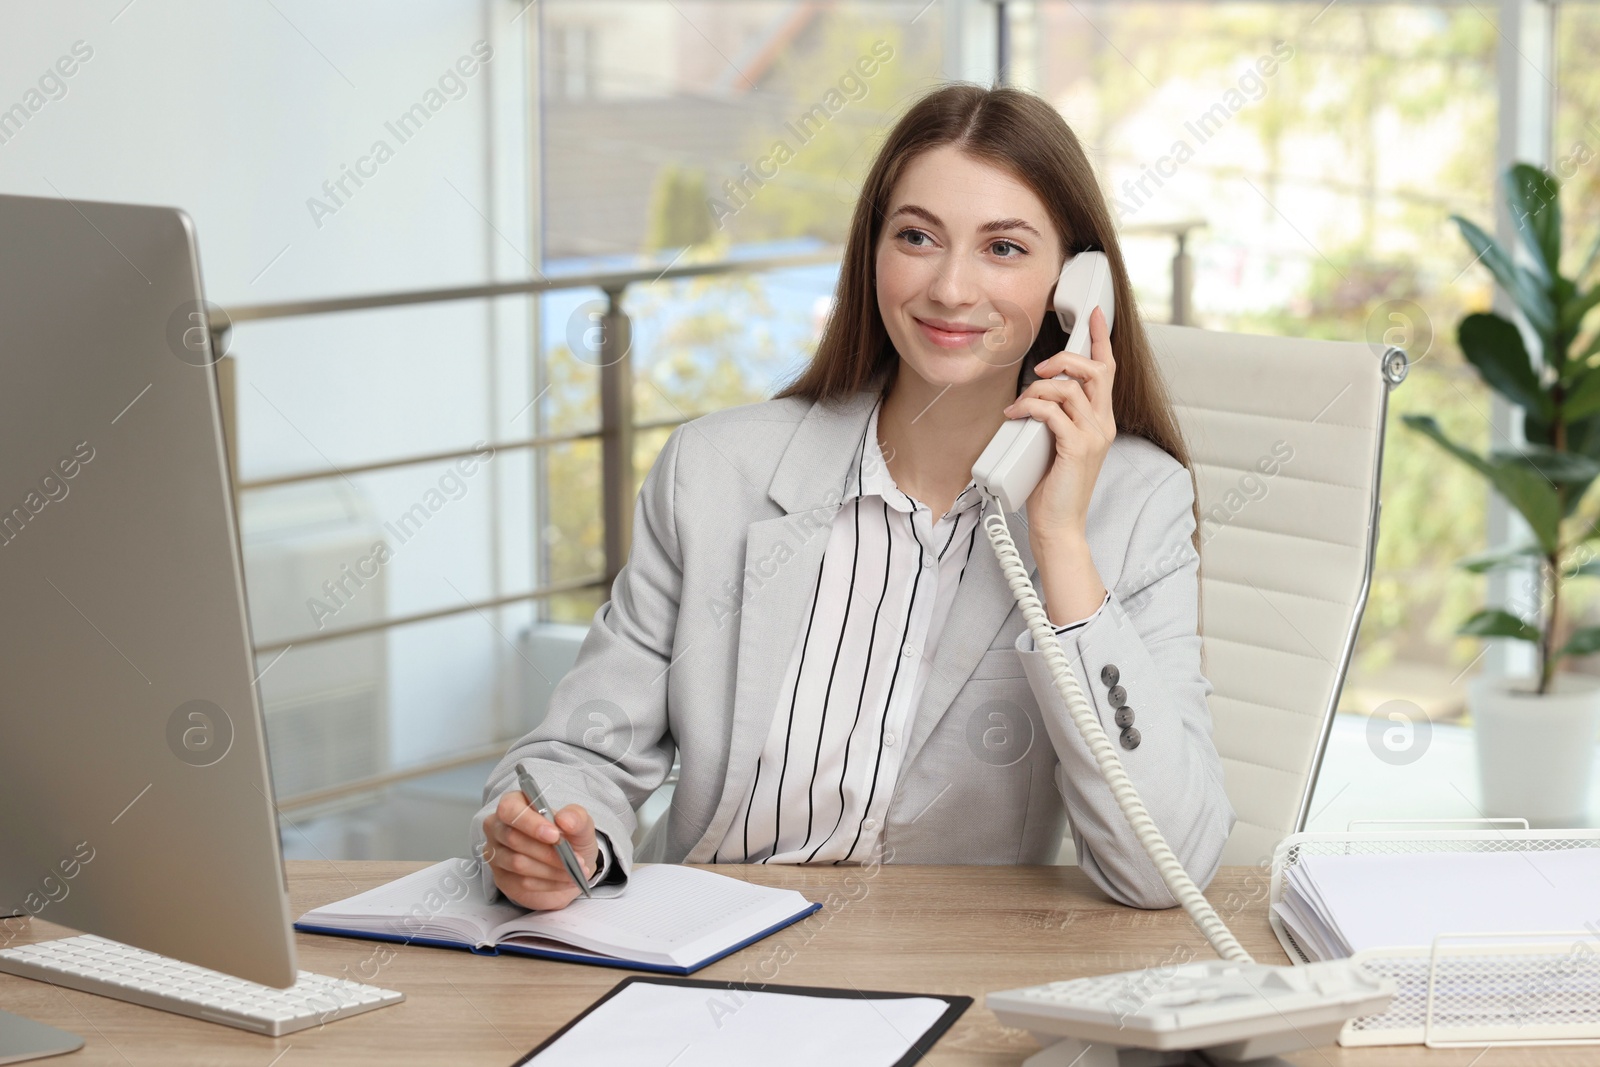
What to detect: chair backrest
<box><xmin>1145</xmin><ymin>323</ymin><xmax>1406</xmax><ymax>868</ymax></box>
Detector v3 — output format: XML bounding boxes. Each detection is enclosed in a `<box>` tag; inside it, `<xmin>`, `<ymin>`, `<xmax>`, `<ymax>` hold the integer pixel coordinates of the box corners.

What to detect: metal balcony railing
<box><xmin>216</xmin><ymin>247</ymin><xmax>843</xmax><ymax>656</ymax></box>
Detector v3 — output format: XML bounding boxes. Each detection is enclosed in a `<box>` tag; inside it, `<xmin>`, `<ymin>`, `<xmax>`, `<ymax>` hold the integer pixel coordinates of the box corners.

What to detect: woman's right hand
<box><xmin>482</xmin><ymin>792</ymin><xmax>600</xmax><ymax>911</ymax></box>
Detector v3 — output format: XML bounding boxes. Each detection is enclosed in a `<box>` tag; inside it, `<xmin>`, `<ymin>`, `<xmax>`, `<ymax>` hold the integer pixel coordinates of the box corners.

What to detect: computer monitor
<box><xmin>0</xmin><ymin>192</ymin><xmax>295</xmax><ymax>990</ymax></box>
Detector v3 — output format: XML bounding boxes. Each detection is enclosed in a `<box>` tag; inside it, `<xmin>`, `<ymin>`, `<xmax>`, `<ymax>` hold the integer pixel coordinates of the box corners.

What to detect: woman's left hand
<box><xmin>1002</xmin><ymin>304</ymin><xmax>1116</xmax><ymax>542</ymax></box>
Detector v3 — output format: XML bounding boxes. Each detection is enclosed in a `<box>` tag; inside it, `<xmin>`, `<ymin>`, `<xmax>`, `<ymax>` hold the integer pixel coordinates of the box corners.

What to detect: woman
<box><xmin>473</xmin><ymin>83</ymin><xmax>1232</xmax><ymax>912</ymax></box>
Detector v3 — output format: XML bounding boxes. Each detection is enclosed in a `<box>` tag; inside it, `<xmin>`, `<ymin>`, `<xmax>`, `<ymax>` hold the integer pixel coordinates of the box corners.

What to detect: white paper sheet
<box><xmin>1271</xmin><ymin>899</ymin><xmax>1340</xmax><ymax>962</ymax></box>
<box><xmin>1293</xmin><ymin>847</ymin><xmax>1600</xmax><ymax>957</ymax></box>
<box><xmin>524</xmin><ymin>981</ymin><xmax>952</xmax><ymax>1067</ymax></box>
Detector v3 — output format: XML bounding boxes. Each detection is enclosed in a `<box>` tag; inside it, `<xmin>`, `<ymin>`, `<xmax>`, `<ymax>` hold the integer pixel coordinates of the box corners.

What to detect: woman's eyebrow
<box><xmin>886</xmin><ymin>204</ymin><xmax>1042</xmax><ymax>238</ymax></box>
<box><xmin>979</xmin><ymin>216</ymin><xmax>1043</xmax><ymax>237</ymax></box>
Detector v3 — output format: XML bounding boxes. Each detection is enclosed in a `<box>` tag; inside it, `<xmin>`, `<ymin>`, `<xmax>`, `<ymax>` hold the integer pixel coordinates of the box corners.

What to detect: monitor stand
<box><xmin>0</xmin><ymin>1009</ymin><xmax>83</xmax><ymax>1064</ymax></box>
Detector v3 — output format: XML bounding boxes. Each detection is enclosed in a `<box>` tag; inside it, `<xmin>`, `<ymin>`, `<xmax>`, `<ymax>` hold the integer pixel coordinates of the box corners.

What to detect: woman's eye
<box><xmin>894</xmin><ymin>229</ymin><xmax>1025</xmax><ymax>256</ymax></box>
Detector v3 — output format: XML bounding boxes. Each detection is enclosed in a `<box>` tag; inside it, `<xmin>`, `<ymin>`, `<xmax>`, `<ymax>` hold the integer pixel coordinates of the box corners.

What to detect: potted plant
<box><xmin>1402</xmin><ymin>161</ymin><xmax>1600</xmax><ymax>827</ymax></box>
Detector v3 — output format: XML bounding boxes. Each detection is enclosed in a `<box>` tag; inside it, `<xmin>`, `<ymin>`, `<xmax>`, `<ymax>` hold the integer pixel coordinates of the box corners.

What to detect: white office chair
<box><xmin>1147</xmin><ymin>323</ymin><xmax>1407</xmax><ymax>867</ymax></box>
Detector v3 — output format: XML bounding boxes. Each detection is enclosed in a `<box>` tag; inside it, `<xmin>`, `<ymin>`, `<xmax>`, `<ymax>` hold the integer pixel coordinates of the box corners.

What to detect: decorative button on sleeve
<box><xmin>1103</xmin><ymin>670</ymin><xmax>1137</xmax><ymax>746</ymax></box>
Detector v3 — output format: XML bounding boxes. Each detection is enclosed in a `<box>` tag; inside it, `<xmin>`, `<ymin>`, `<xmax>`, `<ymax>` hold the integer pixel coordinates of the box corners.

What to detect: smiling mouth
<box><xmin>914</xmin><ymin>316</ymin><xmax>990</xmax><ymax>349</ymax></box>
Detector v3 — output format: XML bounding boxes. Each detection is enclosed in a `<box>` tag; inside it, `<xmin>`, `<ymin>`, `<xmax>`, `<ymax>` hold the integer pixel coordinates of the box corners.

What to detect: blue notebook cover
<box><xmin>295</xmin><ymin>900</ymin><xmax>822</xmax><ymax>976</ymax></box>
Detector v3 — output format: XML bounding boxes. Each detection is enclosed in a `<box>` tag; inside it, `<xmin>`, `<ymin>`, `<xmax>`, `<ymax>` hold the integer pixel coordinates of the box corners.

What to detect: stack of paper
<box><xmin>1274</xmin><ymin>847</ymin><xmax>1600</xmax><ymax>960</ymax></box>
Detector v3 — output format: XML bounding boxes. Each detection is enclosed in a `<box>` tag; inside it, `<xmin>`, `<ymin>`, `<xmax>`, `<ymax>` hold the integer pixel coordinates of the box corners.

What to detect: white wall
<box><xmin>0</xmin><ymin>0</ymin><xmax>539</xmax><ymax>771</ymax></box>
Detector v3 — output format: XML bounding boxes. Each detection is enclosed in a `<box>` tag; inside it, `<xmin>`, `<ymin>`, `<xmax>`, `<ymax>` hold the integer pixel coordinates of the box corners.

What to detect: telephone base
<box><xmin>1022</xmin><ymin>1037</ymin><xmax>1299</xmax><ymax>1067</ymax></box>
<box><xmin>991</xmin><ymin>960</ymin><xmax>1390</xmax><ymax>1067</ymax></box>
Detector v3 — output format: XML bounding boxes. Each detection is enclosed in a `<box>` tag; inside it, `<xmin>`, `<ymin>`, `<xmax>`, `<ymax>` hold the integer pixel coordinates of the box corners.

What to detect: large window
<box><xmin>1022</xmin><ymin>4</ymin><xmax>1501</xmax><ymax>699</ymax></box>
<box><xmin>4</xmin><ymin>0</ymin><xmax>1589</xmax><ymax>859</ymax></box>
<box><xmin>533</xmin><ymin>0</ymin><xmax>947</xmax><ymax>623</ymax></box>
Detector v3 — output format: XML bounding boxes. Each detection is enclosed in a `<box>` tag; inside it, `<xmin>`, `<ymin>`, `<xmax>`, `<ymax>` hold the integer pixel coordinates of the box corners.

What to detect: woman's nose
<box><xmin>925</xmin><ymin>252</ymin><xmax>981</xmax><ymax>308</ymax></box>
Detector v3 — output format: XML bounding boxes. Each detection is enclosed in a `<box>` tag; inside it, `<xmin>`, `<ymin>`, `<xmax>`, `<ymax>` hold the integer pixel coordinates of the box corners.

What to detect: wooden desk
<box><xmin>0</xmin><ymin>862</ymin><xmax>1587</xmax><ymax>1065</ymax></box>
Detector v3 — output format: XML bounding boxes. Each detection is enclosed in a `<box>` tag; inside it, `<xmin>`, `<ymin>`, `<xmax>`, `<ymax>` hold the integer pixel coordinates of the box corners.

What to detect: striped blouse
<box><xmin>710</xmin><ymin>395</ymin><xmax>1108</xmax><ymax>866</ymax></box>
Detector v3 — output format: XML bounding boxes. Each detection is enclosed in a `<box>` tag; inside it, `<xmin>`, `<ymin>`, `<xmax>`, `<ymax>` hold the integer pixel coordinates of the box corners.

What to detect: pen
<box><xmin>514</xmin><ymin>763</ymin><xmax>593</xmax><ymax>899</ymax></box>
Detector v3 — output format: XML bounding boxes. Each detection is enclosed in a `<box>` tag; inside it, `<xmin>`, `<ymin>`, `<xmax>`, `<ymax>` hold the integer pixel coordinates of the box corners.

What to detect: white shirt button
<box><xmin>902</xmin><ymin>642</ymin><xmax>916</xmax><ymax>658</ymax></box>
<box><xmin>863</xmin><ymin>818</ymin><xmax>877</xmax><ymax>831</ymax></box>
<box><xmin>884</xmin><ymin>732</ymin><xmax>896</xmax><ymax>747</ymax></box>
<box><xmin>923</xmin><ymin>558</ymin><xmax>933</xmax><ymax>568</ymax></box>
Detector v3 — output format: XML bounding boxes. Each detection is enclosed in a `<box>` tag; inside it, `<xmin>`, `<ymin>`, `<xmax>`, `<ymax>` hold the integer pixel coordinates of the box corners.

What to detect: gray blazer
<box><xmin>471</xmin><ymin>387</ymin><xmax>1234</xmax><ymax>908</ymax></box>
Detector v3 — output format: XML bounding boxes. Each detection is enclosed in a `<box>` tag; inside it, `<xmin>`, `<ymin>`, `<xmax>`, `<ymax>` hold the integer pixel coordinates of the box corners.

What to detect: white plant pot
<box><xmin>1469</xmin><ymin>672</ymin><xmax>1600</xmax><ymax>828</ymax></box>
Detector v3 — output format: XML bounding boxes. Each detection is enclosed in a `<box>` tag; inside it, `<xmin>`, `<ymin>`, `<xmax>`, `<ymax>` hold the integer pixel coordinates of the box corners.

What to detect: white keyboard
<box><xmin>0</xmin><ymin>934</ymin><xmax>403</xmax><ymax>1037</ymax></box>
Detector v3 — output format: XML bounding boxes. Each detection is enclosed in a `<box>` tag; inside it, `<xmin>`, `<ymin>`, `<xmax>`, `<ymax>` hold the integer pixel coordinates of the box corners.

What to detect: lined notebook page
<box><xmin>299</xmin><ymin>859</ymin><xmax>817</xmax><ymax>968</ymax></box>
<box><xmin>300</xmin><ymin>858</ymin><xmax>522</xmax><ymax>944</ymax></box>
<box><xmin>499</xmin><ymin>865</ymin><xmax>804</xmax><ymax>953</ymax></box>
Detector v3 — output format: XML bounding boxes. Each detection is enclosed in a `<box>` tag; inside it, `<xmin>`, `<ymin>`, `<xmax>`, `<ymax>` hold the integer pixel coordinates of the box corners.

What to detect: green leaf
<box><xmin>1402</xmin><ymin>414</ymin><xmax>1563</xmax><ymax>552</ymax></box>
<box><xmin>1560</xmin><ymin>625</ymin><xmax>1600</xmax><ymax>658</ymax></box>
<box><xmin>1456</xmin><ymin>543</ymin><xmax>1542</xmax><ymax>573</ymax></box>
<box><xmin>1579</xmin><ymin>331</ymin><xmax>1600</xmax><ymax>365</ymax></box>
<box><xmin>1453</xmin><ymin>214</ymin><xmax>1558</xmax><ymax>340</ymax></box>
<box><xmin>1569</xmin><ymin>416</ymin><xmax>1600</xmax><ymax>461</ymax></box>
<box><xmin>1566</xmin><ymin>484</ymin><xmax>1594</xmax><ymax>520</ymax></box>
<box><xmin>1564</xmin><ymin>284</ymin><xmax>1600</xmax><ymax>336</ymax></box>
<box><xmin>1459</xmin><ymin>608</ymin><xmax>1541</xmax><ymax>643</ymax></box>
<box><xmin>1555</xmin><ymin>275</ymin><xmax>1577</xmax><ymax>310</ymax></box>
<box><xmin>1572</xmin><ymin>511</ymin><xmax>1600</xmax><ymax>544</ymax></box>
<box><xmin>1504</xmin><ymin>163</ymin><xmax>1562</xmax><ymax>284</ymax></box>
<box><xmin>1457</xmin><ymin>312</ymin><xmax>1550</xmax><ymax>418</ymax></box>
<box><xmin>1488</xmin><ymin>442</ymin><xmax>1600</xmax><ymax>484</ymax></box>
<box><xmin>1486</xmin><ymin>442</ymin><xmax>1598</xmax><ymax>521</ymax></box>
<box><xmin>1564</xmin><ymin>370</ymin><xmax>1600</xmax><ymax>423</ymax></box>
<box><xmin>1523</xmin><ymin>410</ymin><xmax>1555</xmax><ymax>448</ymax></box>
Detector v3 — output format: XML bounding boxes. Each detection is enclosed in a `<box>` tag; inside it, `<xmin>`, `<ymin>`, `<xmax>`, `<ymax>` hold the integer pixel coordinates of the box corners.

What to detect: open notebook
<box><xmin>1274</xmin><ymin>847</ymin><xmax>1600</xmax><ymax>961</ymax></box>
<box><xmin>296</xmin><ymin>858</ymin><xmax>822</xmax><ymax>975</ymax></box>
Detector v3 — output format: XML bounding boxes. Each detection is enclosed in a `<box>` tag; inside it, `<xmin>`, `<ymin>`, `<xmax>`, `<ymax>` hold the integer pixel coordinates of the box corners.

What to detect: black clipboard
<box><xmin>513</xmin><ymin>974</ymin><xmax>972</xmax><ymax>1066</ymax></box>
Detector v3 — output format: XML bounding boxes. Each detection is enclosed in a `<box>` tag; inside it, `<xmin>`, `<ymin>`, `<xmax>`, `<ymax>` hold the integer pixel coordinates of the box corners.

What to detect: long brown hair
<box><xmin>774</xmin><ymin>83</ymin><xmax>1205</xmax><ymax>602</ymax></box>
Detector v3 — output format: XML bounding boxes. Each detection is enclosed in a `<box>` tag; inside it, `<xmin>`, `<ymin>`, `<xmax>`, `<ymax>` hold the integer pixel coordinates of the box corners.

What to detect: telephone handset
<box><xmin>969</xmin><ymin>251</ymin><xmax>1394</xmax><ymax>1060</ymax></box>
<box><xmin>970</xmin><ymin>250</ymin><xmax>1116</xmax><ymax>514</ymax></box>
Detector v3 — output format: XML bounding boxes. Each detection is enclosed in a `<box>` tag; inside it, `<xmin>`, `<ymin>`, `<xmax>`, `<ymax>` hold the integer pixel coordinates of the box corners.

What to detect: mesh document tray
<box><xmin>1268</xmin><ymin>827</ymin><xmax>1600</xmax><ymax>1047</ymax></box>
